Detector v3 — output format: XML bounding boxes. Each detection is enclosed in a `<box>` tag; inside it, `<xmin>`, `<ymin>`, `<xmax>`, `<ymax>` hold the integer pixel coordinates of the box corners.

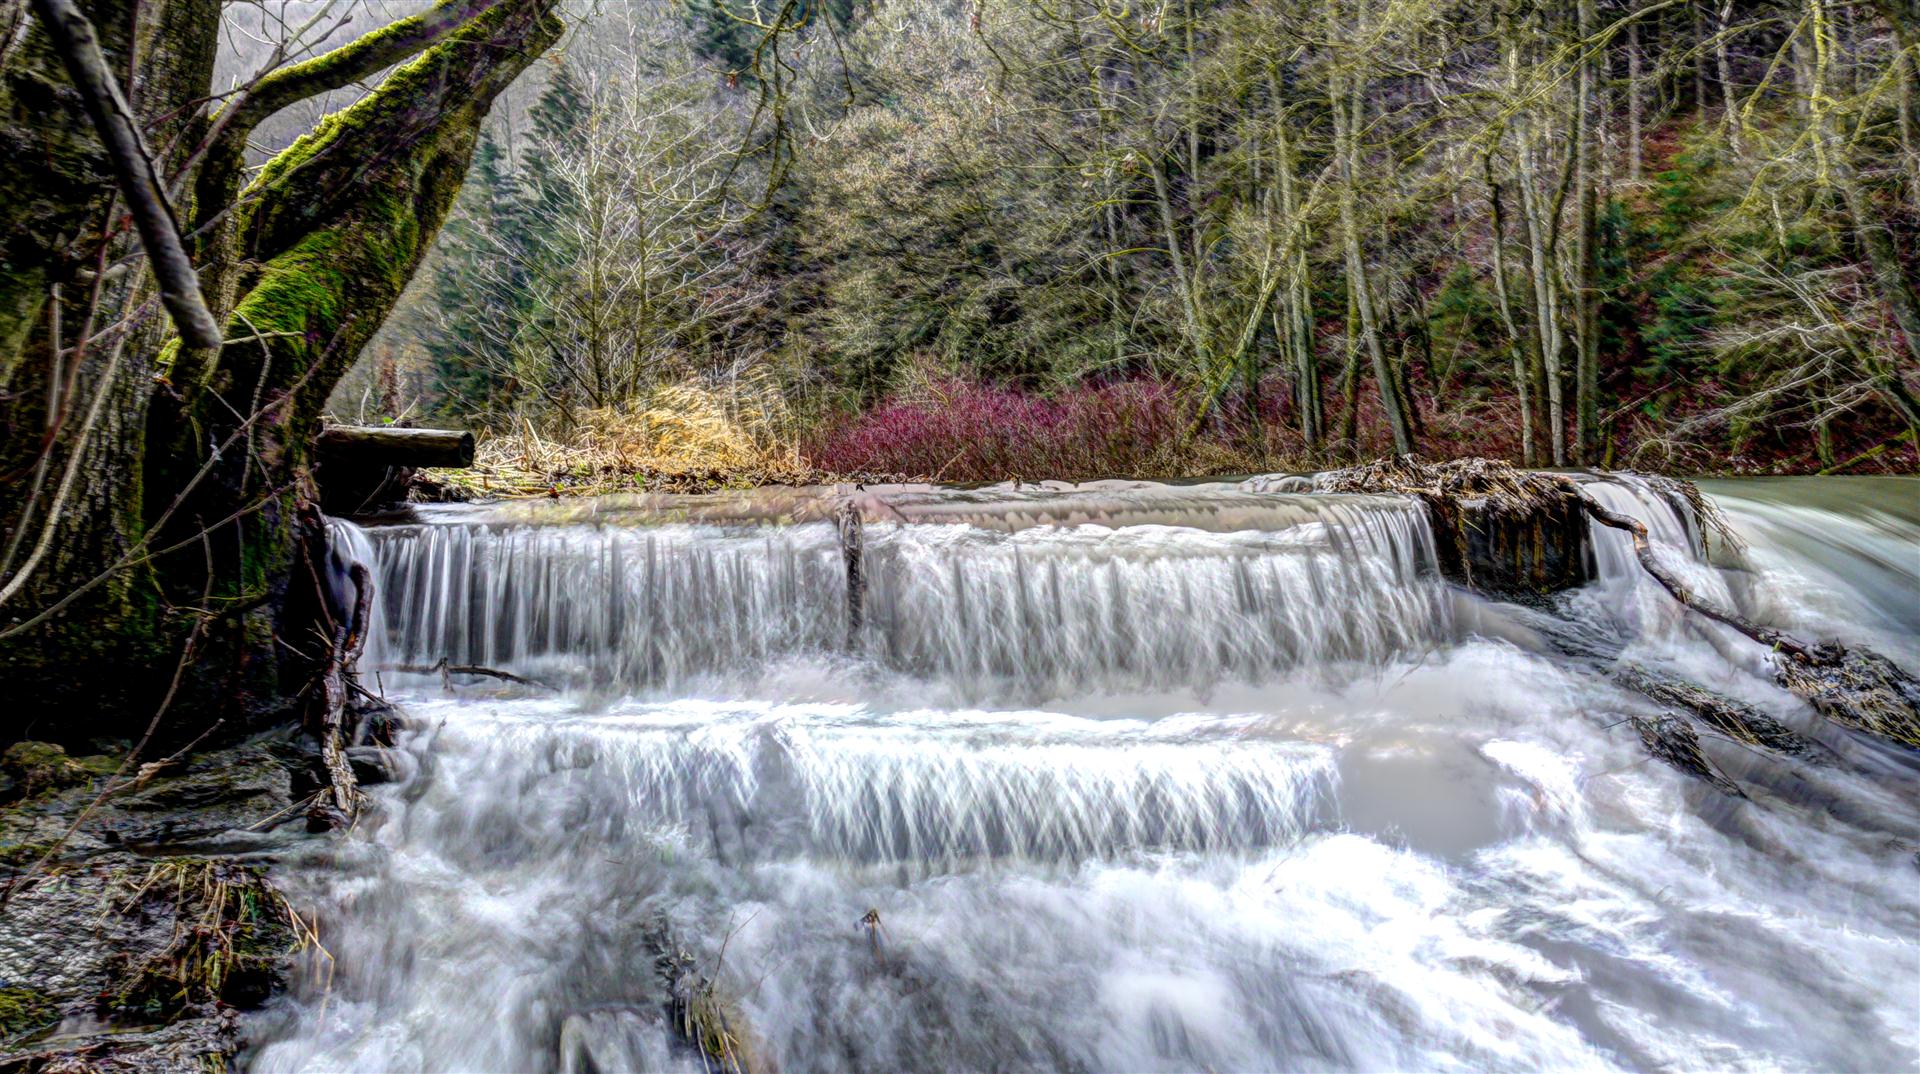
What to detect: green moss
<box><xmin>230</xmin><ymin>229</ymin><xmax>349</xmax><ymax>360</ymax></box>
<box><xmin>105</xmin><ymin>860</ymin><xmax>299</xmax><ymax>1021</ymax></box>
<box><xmin>73</xmin><ymin>753</ymin><xmax>122</xmax><ymax>776</ymax></box>
<box><xmin>241</xmin><ymin>0</ymin><xmax>555</xmax><ymax>247</ymax></box>
<box><xmin>1</xmin><ymin>741</ymin><xmax>86</xmax><ymax>800</ymax></box>
<box><xmin>0</xmin><ymin>985</ymin><xmax>58</xmax><ymax>1039</ymax></box>
<box><xmin>0</xmin><ymin>839</ymin><xmax>55</xmax><ymax>868</ymax></box>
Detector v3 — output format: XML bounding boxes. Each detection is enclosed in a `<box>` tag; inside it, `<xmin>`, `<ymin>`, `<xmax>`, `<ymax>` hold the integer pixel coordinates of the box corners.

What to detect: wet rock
<box><xmin>557</xmin><ymin>1006</ymin><xmax>684</xmax><ymax>1074</ymax></box>
<box><xmin>356</xmin><ymin>701</ymin><xmax>410</xmax><ymax>746</ymax></box>
<box><xmin>0</xmin><ymin>736</ymin><xmax>314</xmax><ymax>1072</ymax></box>
<box><xmin>346</xmin><ymin>745</ymin><xmax>410</xmax><ymax>786</ymax></box>
<box><xmin>1775</xmin><ymin>647</ymin><xmax>1920</xmax><ymax>751</ymax></box>
<box><xmin>3</xmin><ymin>1005</ymin><xmax>241</xmax><ymax>1073</ymax></box>
<box><xmin>1313</xmin><ymin>457</ymin><xmax>1595</xmax><ymax>599</ymax></box>
<box><xmin>1617</xmin><ymin>666</ymin><xmax>1826</xmax><ymax>758</ymax></box>
<box><xmin>108</xmin><ymin>768</ymin><xmax>293</xmax><ymax>850</ymax></box>
<box><xmin>1</xmin><ymin>743</ymin><xmax>87</xmax><ymax>803</ymax></box>
<box><xmin>1630</xmin><ymin>714</ymin><xmax>1745</xmax><ymax>797</ymax></box>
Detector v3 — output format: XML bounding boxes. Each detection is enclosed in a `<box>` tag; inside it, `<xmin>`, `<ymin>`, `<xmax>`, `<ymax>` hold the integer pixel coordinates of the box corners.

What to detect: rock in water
<box><xmin>1776</xmin><ymin>647</ymin><xmax>1920</xmax><ymax>751</ymax></box>
<box><xmin>1313</xmin><ymin>457</ymin><xmax>1594</xmax><ymax>598</ymax></box>
<box><xmin>1630</xmin><ymin>714</ymin><xmax>1745</xmax><ymax>796</ymax></box>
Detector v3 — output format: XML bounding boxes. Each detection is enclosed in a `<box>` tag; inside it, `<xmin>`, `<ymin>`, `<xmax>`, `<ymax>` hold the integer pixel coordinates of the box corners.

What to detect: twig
<box><xmin>29</xmin><ymin>0</ymin><xmax>222</xmax><ymax>349</ymax></box>
<box><xmin>377</xmin><ymin>660</ymin><xmax>556</xmax><ymax>690</ymax></box>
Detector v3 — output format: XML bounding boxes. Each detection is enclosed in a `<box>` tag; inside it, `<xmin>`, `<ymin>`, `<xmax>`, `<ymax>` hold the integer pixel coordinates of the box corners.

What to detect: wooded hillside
<box><xmin>352</xmin><ymin>0</ymin><xmax>1918</xmax><ymax>478</ymax></box>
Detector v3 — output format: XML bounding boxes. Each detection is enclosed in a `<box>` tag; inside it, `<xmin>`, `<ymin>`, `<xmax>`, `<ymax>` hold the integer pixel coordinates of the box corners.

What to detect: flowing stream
<box><xmin>256</xmin><ymin>476</ymin><xmax>1919</xmax><ymax>1073</ymax></box>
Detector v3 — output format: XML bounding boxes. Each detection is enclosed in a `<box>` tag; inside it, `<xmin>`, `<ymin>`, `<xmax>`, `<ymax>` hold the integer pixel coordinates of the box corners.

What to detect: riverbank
<box><xmin>0</xmin><ymin>736</ymin><xmax>324</xmax><ymax>1072</ymax></box>
<box><xmin>396</xmin><ymin>377</ymin><xmax>1914</xmax><ymax>504</ymax></box>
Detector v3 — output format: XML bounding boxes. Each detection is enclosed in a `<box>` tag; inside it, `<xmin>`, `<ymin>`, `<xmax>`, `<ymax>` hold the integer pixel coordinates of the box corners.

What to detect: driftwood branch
<box><xmin>1569</xmin><ymin>484</ymin><xmax>1823</xmax><ymax>663</ymax></box>
<box><xmin>307</xmin><ymin>557</ymin><xmax>372</xmax><ymax>829</ymax></box>
<box><xmin>378</xmin><ymin>660</ymin><xmax>554</xmax><ymax>690</ymax></box>
<box><xmin>29</xmin><ymin>0</ymin><xmax>223</xmax><ymax>350</ymax></box>
<box><xmin>1565</xmin><ymin>476</ymin><xmax>1920</xmax><ymax>750</ymax></box>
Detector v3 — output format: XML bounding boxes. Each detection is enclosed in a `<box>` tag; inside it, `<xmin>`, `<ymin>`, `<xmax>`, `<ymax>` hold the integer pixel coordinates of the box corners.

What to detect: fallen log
<box><xmin>316</xmin><ymin>425</ymin><xmax>477</xmax><ymax>468</ymax></box>
<box><xmin>314</xmin><ymin>426</ymin><xmax>476</xmax><ymax>515</ymax></box>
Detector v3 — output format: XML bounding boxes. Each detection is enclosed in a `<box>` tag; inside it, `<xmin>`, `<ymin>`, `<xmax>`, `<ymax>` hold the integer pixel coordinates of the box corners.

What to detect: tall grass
<box><xmin>434</xmin><ymin>376</ymin><xmax>825</xmax><ymax>496</ymax></box>
<box><xmin>436</xmin><ymin>371</ymin><xmax>1657</xmax><ymax>496</ymax></box>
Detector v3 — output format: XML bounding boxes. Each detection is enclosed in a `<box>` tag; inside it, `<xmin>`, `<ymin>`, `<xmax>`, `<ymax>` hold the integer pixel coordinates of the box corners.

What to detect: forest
<box><xmin>1</xmin><ymin>2</ymin><xmax>1918</xmax><ymax>1071</ymax></box>
<box><xmin>339</xmin><ymin>0</ymin><xmax>1920</xmax><ymax>482</ymax></box>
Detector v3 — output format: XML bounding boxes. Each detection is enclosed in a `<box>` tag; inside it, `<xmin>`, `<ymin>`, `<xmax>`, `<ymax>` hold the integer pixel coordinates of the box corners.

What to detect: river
<box><xmin>250</xmin><ymin>475</ymin><xmax>1919</xmax><ymax>1072</ymax></box>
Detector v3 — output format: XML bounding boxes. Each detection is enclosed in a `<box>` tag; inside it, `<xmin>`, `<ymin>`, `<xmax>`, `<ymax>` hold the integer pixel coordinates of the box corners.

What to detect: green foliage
<box><xmin>424</xmin><ymin>134</ymin><xmax>533</xmax><ymax>420</ymax></box>
<box><xmin>1637</xmin><ymin>153</ymin><xmax>1723</xmax><ymax>385</ymax></box>
<box><xmin>0</xmin><ymin>985</ymin><xmax>58</xmax><ymax>1040</ymax></box>
<box><xmin>391</xmin><ymin>0</ymin><xmax>1916</xmax><ymax>473</ymax></box>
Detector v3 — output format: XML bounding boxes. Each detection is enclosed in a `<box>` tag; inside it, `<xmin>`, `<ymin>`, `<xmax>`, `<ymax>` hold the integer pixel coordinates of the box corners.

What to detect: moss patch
<box><xmin>0</xmin><ymin>984</ymin><xmax>60</xmax><ymax>1040</ymax></box>
<box><xmin>2</xmin><ymin>741</ymin><xmax>88</xmax><ymax>802</ymax></box>
<box><xmin>102</xmin><ymin>859</ymin><xmax>301</xmax><ymax>1022</ymax></box>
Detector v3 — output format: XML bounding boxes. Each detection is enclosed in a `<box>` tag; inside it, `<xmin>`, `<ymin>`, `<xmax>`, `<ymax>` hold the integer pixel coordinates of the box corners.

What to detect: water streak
<box><xmin>255</xmin><ymin>477</ymin><xmax>1920</xmax><ymax>1074</ymax></box>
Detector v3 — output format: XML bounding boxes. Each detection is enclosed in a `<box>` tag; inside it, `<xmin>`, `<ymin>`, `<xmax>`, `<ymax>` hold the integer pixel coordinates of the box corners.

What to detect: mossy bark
<box><xmin>0</xmin><ymin>0</ymin><xmax>221</xmax><ymax>722</ymax></box>
<box><xmin>0</xmin><ymin>0</ymin><xmax>561</xmax><ymax>743</ymax></box>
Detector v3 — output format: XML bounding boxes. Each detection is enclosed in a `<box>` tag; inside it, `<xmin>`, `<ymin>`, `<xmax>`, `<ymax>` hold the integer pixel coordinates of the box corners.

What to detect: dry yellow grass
<box><xmin>420</xmin><ymin>377</ymin><xmax>834</xmax><ymax>498</ymax></box>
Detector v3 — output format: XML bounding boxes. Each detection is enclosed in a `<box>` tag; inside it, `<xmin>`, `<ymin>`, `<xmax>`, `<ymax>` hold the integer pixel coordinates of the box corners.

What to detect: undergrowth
<box><xmin>406</xmin><ymin>368</ymin><xmax>1916</xmax><ymax>499</ymax></box>
<box><xmin>418</xmin><ymin>376</ymin><xmax>839</xmax><ymax>498</ymax></box>
<box><xmin>102</xmin><ymin>859</ymin><xmax>311</xmax><ymax>1022</ymax></box>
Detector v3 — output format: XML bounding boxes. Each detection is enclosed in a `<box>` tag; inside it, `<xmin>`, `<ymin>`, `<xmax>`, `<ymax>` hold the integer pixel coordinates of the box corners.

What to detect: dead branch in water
<box><xmin>1563</xmin><ymin>476</ymin><xmax>1920</xmax><ymax>750</ymax></box>
<box><xmin>377</xmin><ymin>659</ymin><xmax>556</xmax><ymax>690</ymax></box>
<box><xmin>1630</xmin><ymin>713</ymin><xmax>1746</xmax><ymax>797</ymax></box>
<box><xmin>306</xmin><ymin>556</ymin><xmax>371</xmax><ymax>830</ymax></box>
<box><xmin>1568</xmin><ymin>484</ymin><xmax>1822</xmax><ymax>662</ymax></box>
<box><xmin>1318</xmin><ymin>460</ymin><xmax>1920</xmax><ymax>752</ymax></box>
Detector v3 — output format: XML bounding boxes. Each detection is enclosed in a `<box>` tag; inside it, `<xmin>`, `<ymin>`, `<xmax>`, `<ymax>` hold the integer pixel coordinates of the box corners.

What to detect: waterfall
<box><xmin>360</xmin><ymin>493</ymin><xmax>1449</xmax><ymax>696</ymax></box>
<box><xmin>265</xmin><ymin>478</ymin><xmax>1920</xmax><ymax>1074</ymax></box>
<box><xmin>325</xmin><ymin>516</ymin><xmax>384</xmax><ymax>671</ymax></box>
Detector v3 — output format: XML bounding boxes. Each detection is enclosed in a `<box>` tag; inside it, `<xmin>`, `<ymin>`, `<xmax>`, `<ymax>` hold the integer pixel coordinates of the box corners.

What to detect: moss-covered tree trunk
<box><xmin>0</xmin><ymin>0</ymin><xmax>561</xmax><ymax>743</ymax></box>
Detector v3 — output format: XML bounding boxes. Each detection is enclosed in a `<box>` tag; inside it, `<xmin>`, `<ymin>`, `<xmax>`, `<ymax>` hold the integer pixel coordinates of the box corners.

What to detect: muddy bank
<box><xmin>0</xmin><ymin>735</ymin><xmax>325</xmax><ymax>1072</ymax></box>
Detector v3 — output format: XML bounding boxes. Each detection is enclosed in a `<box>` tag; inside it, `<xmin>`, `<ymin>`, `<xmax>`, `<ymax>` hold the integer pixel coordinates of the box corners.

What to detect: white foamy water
<box><xmin>252</xmin><ymin>477</ymin><xmax>1920</xmax><ymax>1073</ymax></box>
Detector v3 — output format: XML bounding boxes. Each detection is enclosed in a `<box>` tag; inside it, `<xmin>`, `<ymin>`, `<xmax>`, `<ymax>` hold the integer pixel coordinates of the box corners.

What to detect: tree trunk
<box><xmin>1574</xmin><ymin>0</ymin><xmax>1600</xmax><ymax>464</ymax></box>
<box><xmin>1508</xmin><ymin>29</ymin><xmax>1566</xmax><ymax>466</ymax></box>
<box><xmin>1485</xmin><ymin>159</ymin><xmax>1537</xmax><ymax>467</ymax></box>
<box><xmin>0</xmin><ymin>0</ymin><xmax>562</xmax><ymax>742</ymax></box>
<box><xmin>1628</xmin><ymin>18</ymin><xmax>1644</xmax><ymax>183</ymax></box>
<box><xmin>1333</xmin><ymin>64</ymin><xmax>1414</xmax><ymax>456</ymax></box>
<box><xmin>1714</xmin><ymin>0</ymin><xmax>1744</xmax><ymax>153</ymax></box>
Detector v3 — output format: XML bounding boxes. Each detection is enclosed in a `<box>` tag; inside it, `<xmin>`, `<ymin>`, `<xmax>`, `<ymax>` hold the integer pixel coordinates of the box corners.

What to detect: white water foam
<box><xmin>254</xmin><ymin>480</ymin><xmax>1920</xmax><ymax>1073</ymax></box>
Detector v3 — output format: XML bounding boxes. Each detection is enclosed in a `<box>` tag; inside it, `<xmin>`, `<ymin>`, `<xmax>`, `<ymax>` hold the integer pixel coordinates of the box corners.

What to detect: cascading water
<box><xmin>364</xmin><ymin>493</ymin><xmax>1447</xmax><ymax>697</ymax></box>
<box><xmin>251</xmin><ymin>477</ymin><xmax>1920</xmax><ymax>1073</ymax></box>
